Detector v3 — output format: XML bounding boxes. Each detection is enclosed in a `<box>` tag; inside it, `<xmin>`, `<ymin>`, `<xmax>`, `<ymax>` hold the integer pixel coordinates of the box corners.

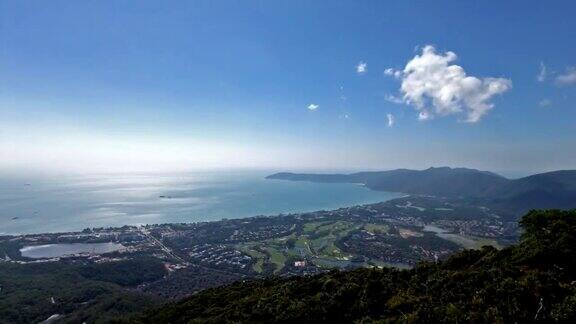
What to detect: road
<box><xmin>139</xmin><ymin>227</ymin><xmax>187</xmax><ymax>264</ymax></box>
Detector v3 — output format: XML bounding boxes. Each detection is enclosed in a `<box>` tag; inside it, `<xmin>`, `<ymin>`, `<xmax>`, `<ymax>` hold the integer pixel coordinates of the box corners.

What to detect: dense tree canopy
<box><xmin>0</xmin><ymin>258</ymin><xmax>165</xmax><ymax>323</ymax></box>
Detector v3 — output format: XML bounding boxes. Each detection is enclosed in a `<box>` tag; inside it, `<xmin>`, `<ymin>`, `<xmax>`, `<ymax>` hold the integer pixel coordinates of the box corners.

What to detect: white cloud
<box><xmin>356</xmin><ymin>62</ymin><xmax>367</xmax><ymax>74</ymax></box>
<box><xmin>307</xmin><ymin>103</ymin><xmax>319</xmax><ymax>111</ymax></box>
<box><xmin>386</xmin><ymin>113</ymin><xmax>395</xmax><ymax>127</ymax></box>
<box><xmin>384</xmin><ymin>94</ymin><xmax>403</xmax><ymax>104</ymax></box>
<box><xmin>539</xmin><ymin>99</ymin><xmax>552</xmax><ymax>107</ymax></box>
<box><xmin>418</xmin><ymin>111</ymin><xmax>430</xmax><ymax>121</ymax></box>
<box><xmin>556</xmin><ymin>67</ymin><xmax>576</xmax><ymax>85</ymax></box>
<box><xmin>385</xmin><ymin>45</ymin><xmax>512</xmax><ymax>123</ymax></box>
<box><xmin>384</xmin><ymin>68</ymin><xmax>402</xmax><ymax>78</ymax></box>
<box><xmin>537</xmin><ymin>62</ymin><xmax>547</xmax><ymax>82</ymax></box>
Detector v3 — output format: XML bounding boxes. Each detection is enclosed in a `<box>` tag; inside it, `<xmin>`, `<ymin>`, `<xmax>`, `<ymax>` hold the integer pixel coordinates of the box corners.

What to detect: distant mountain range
<box><xmin>267</xmin><ymin>167</ymin><xmax>576</xmax><ymax>214</ymax></box>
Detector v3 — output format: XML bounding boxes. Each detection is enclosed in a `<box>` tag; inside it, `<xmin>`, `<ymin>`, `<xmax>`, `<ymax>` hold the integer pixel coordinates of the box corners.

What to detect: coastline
<box><xmin>0</xmin><ymin>172</ymin><xmax>402</xmax><ymax>235</ymax></box>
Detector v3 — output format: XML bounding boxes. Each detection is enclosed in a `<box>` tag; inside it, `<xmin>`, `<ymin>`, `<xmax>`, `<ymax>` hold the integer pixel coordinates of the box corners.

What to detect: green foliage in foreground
<box><xmin>135</xmin><ymin>209</ymin><xmax>576</xmax><ymax>323</ymax></box>
<box><xmin>0</xmin><ymin>258</ymin><xmax>166</xmax><ymax>323</ymax></box>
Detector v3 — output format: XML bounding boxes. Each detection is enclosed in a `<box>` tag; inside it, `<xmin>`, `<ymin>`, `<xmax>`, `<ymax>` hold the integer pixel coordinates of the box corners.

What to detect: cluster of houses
<box><xmin>187</xmin><ymin>244</ymin><xmax>252</xmax><ymax>269</ymax></box>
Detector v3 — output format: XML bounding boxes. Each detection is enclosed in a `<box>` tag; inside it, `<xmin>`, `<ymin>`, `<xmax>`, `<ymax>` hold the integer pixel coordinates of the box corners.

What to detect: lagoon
<box><xmin>20</xmin><ymin>242</ymin><xmax>125</xmax><ymax>259</ymax></box>
<box><xmin>423</xmin><ymin>225</ymin><xmax>500</xmax><ymax>249</ymax></box>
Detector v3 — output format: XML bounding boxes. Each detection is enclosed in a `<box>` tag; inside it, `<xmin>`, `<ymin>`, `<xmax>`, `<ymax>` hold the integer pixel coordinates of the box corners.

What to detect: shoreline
<box><xmin>2</xmin><ymin>195</ymin><xmax>409</xmax><ymax>238</ymax></box>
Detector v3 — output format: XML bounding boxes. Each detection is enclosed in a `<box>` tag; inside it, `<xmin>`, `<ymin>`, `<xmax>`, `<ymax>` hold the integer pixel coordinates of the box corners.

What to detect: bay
<box><xmin>0</xmin><ymin>170</ymin><xmax>401</xmax><ymax>235</ymax></box>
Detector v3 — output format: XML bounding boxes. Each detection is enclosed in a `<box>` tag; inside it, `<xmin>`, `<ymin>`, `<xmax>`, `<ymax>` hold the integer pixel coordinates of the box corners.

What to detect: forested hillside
<box><xmin>268</xmin><ymin>168</ymin><xmax>576</xmax><ymax>215</ymax></box>
<box><xmin>0</xmin><ymin>258</ymin><xmax>165</xmax><ymax>323</ymax></box>
<box><xmin>135</xmin><ymin>209</ymin><xmax>576</xmax><ymax>323</ymax></box>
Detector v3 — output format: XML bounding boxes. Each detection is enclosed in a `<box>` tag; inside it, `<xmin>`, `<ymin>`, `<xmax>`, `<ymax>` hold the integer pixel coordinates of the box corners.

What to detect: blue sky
<box><xmin>0</xmin><ymin>1</ymin><xmax>575</xmax><ymax>175</ymax></box>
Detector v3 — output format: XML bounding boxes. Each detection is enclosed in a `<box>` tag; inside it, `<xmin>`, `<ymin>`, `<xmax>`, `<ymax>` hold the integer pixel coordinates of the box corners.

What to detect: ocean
<box><xmin>0</xmin><ymin>170</ymin><xmax>401</xmax><ymax>235</ymax></box>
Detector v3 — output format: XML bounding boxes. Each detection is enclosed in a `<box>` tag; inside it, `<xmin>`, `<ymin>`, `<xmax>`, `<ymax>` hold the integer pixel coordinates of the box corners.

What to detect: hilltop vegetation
<box><xmin>0</xmin><ymin>258</ymin><xmax>165</xmax><ymax>323</ymax></box>
<box><xmin>134</xmin><ymin>209</ymin><xmax>576</xmax><ymax>323</ymax></box>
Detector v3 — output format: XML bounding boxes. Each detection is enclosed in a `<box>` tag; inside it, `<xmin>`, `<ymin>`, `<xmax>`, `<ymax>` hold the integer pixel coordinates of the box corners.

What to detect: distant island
<box><xmin>267</xmin><ymin>167</ymin><xmax>576</xmax><ymax>215</ymax></box>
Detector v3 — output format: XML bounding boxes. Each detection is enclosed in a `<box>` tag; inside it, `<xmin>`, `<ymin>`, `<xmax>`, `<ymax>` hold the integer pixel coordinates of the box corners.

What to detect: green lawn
<box><xmin>302</xmin><ymin>221</ymin><xmax>331</xmax><ymax>233</ymax></box>
<box><xmin>264</xmin><ymin>247</ymin><xmax>286</xmax><ymax>273</ymax></box>
<box><xmin>363</xmin><ymin>223</ymin><xmax>390</xmax><ymax>234</ymax></box>
<box><xmin>238</xmin><ymin>245</ymin><xmax>267</xmax><ymax>273</ymax></box>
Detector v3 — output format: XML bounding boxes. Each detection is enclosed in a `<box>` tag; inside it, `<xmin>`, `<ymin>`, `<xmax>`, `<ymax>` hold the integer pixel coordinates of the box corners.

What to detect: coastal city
<box><xmin>1</xmin><ymin>195</ymin><xmax>519</xmax><ymax>297</ymax></box>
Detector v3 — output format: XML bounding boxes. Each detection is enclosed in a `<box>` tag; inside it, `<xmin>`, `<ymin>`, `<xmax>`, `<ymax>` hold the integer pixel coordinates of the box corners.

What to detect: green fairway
<box><xmin>238</xmin><ymin>220</ymin><xmax>404</xmax><ymax>272</ymax></box>
<box><xmin>363</xmin><ymin>223</ymin><xmax>389</xmax><ymax>234</ymax></box>
<box><xmin>264</xmin><ymin>247</ymin><xmax>286</xmax><ymax>273</ymax></box>
<box><xmin>238</xmin><ymin>245</ymin><xmax>267</xmax><ymax>273</ymax></box>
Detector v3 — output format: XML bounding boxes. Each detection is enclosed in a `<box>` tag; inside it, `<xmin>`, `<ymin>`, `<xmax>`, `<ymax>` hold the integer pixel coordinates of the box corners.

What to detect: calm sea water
<box><xmin>0</xmin><ymin>171</ymin><xmax>401</xmax><ymax>235</ymax></box>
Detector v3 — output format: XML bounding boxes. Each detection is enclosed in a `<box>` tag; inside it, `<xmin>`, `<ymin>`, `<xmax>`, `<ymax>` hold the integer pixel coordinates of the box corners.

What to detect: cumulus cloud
<box><xmin>556</xmin><ymin>67</ymin><xmax>576</xmax><ymax>85</ymax></box>
<box><xmin>537</xmin><ymin>62</ymin><xmax>547</xmax><ymax>82</ymax></box>
<box><xmin>386</xmin><ymin>113</ymin><xmax>395</xmax><ymax>127</ymax></box>
<box><xmin>307</xmin><ymin>103</ymin><xmax>319</xmax><ymax>111</ymax></box>
<box><xmin>356</xmin><ymin>62</ymin><xmax>367</xmax><ymax>74</ymax></box>
<box><xmin>385</xmin><ymin>45</ymin><xmax>512</xmax><ymax>123</ymax></box>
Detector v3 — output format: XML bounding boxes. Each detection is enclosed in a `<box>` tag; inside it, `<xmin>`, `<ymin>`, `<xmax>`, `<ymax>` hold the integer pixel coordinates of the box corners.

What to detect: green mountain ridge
<box><xmin>133</xmin><ymin>209</ymin><xmax>576</xmax><ymax>323</ymax></box>
<box><xmin>267</xmin><ymin>168</ymin><xmax>576</xmax><ymax>214</ymax></box>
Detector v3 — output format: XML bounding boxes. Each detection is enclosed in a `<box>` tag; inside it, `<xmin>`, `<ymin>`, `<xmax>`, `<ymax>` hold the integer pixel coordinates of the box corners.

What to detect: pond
<box><xmin>20</xmin><ymin>242</ymin><xmax>125</xmax><ymax>259</ymax></box>
<box><xmin>423</xmin><ymin>225</ymin><xmax>500</xmax><ymax>249</ymax></box>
